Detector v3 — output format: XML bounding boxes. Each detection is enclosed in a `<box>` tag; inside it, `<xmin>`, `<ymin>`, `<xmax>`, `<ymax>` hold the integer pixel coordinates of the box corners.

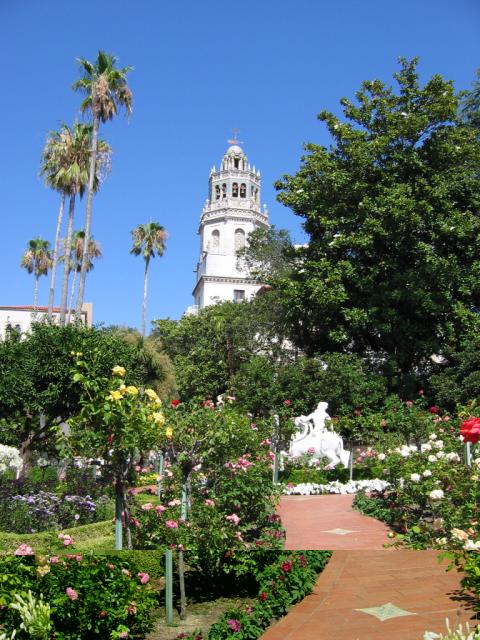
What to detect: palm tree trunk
<box><xmin>142</xmin><ymin>257</ymin><xmax>149</xmax><ymax>337</ymax></box>
<box><xmin>48</xmin><ymin>193</ymin><xmax>66</xmax><ymax>321</ymax></box>
<box><xmin>33</xmin><ymin>275</ymin><xmax>39</xmax><ymax>316</ymax></box>
<box><xmin>60</xmin><ymin>194</ymin><xmax>75</xmax><ymax>325</ymax></box>
<box><xmin>75</xmin><ymin>113</ymin><xmax>99</xmax><ymax>323</ymax></box>
<box><xmin>67</xmin><ymin>268</ymin><xmax>78</xmax><ymax>324</ymax></box>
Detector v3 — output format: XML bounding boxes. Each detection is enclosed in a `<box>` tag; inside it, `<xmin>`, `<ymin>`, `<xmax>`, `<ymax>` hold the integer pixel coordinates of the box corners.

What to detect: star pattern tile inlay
<box><xmin>354</xmin><ymin>602</ymin><xmax>417</xmax><ymax>622</ymax></box>
<box><xmin>322</xmin><ymin>528</ymin><xmax>355</xmax><ymax>535</ymax></box>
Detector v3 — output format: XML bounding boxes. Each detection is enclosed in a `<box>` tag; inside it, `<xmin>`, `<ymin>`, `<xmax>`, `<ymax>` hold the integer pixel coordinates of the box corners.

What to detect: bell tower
<box><xmin>190</xmin><ymin>140</ymin><xmax>270</xmax><ymax>311</ymax></box>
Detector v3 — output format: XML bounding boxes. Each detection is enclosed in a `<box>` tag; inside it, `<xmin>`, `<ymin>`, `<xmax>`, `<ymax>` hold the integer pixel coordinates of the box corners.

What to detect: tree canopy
<box><xmin>271</xmin><ymin>58</ymin><xmax>480</xmax><ymax>392</ymax></box>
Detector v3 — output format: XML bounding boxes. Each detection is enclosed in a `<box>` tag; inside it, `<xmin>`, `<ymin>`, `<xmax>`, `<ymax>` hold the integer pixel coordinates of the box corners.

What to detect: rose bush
<box><xmin>0</xmin><ymin>554</ymin><xmax>157</xmax><ymax>639</ymax></box>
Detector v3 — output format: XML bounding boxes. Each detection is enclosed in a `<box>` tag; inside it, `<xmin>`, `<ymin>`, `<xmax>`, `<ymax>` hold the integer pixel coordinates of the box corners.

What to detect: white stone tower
<box><xmin>190</xmin><ymin>141</ymin><xmax>270</xmax><ymax>311</ymax></box>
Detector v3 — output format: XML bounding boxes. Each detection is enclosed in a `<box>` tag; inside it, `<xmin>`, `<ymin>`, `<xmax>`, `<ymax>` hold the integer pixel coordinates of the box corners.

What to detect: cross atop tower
<box><xmin>227</xmin><ymin>128</ymin><xmax>244</xmax><ymax>145</ymax></box>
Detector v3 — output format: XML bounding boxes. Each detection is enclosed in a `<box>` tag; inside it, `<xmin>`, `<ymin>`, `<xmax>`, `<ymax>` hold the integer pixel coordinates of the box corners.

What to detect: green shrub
<box><xmin>0</xmin><ymin>555</ymin><xmax>157</xmax><ymax>640</ymax></box>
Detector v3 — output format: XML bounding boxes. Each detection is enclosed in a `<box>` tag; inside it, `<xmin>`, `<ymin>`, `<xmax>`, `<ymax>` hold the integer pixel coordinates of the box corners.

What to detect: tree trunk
<box><xmin>67</xmin><ymin>268</ymin><xmax>78</xmax><ymax>325</ymax></box>
<box><xmin>75</xmin><ymin>113</ymin><xmax>99</xmax><ymax>323</ymax></box>
<box><xmin>142</xmin><ymin>257</ymin><xmax>149</xmax><ymax>337</ymax></box>
<box><xmin>19</xmin><ymin>433</ymin><xmax>35</xmax><ymax>479</ymax></box>
<box><xmin>48</xmin><ymin>193</ymin><xmax>66</xmax><ymax>321</ymax></box>
<box><xmin>60</xmin><ymin>194</ymin><xmax>75</xmax><ymax>326</ymax></box>
<box><xmin>122</xmin><ymin>484</ymin><xmax>133</xmax><ymax>550</ymax></box>
<box><xmin>33</xmin><ymin>276</ymin><xmax>39</xmax><ymax>317</ymax></box>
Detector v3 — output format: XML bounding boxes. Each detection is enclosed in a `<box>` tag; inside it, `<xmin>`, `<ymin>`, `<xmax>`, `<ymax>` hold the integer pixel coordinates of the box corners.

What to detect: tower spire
<box><xmin>227</xmin><ymin>128</ymin><xmax>244</xmax><ymax>146</ymax></box>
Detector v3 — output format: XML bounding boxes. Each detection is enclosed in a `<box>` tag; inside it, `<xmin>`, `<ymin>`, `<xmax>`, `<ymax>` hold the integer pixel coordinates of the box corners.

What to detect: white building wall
<box><xmin>0</xmin><ymin>305</ymin><xmax>93</xmax><ymax>340</ymax></box>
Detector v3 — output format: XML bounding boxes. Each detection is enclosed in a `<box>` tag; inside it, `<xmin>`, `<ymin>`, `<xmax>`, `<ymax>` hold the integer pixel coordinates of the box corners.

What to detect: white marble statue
<box><xmin>286</xmin><ymin>401</ymin><xmax>350</xmax><ymax>468</ymax></box>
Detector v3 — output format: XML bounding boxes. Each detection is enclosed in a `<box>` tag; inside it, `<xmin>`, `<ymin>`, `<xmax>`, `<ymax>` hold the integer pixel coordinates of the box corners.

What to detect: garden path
<box><xmin>278</xmin><ymin>494</ymin><xmax>393</xmax><ymax>549</ymax></box>
<box><xmin>260</xmin><ymin>550</ymin><xmax>476</xmax><ymax>640</ymax></box>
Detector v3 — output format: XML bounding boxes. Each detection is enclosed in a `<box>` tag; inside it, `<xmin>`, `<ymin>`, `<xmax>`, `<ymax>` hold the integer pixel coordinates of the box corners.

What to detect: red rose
<box><xmin>259</xmin><ymin>591</ymin><xmax>268</xmax><ymax>601</ymax></box>
<box><xmin>280</xmin><ymin>561</ymin><xmax>293</xmax><ymax>573</ymax></box>
<box><xmin>107</xmin><ymin>434</ymin><xmax>114</xmax><ymax>444</ymax></box>
<box><xmin>171</xmin><ymin>399</ymin><xmax>180</xmax><ymax>408</ymax></box>
<box><xmin>460</xmin><ymin>417</ymin><xmax>480</xmax><ymax>444</ymax></box>
<box><xmin>354</xmin><ymin>409</ymin><xmax>361</xmax><ymax>417</ymax></box>
<box><xmin>419</xmin><ymin>389</ymin><xmax>424</xmax><ymax>396</ymax></box>
<box><xmin>283</xmin><ymin>399</ymin><xmax>292</xmax><ymax>407</ymax></box>
<box><xmin>428</xmin><ymin>406</ymin><xmax>439</xmax><ymax>414</ymax></box>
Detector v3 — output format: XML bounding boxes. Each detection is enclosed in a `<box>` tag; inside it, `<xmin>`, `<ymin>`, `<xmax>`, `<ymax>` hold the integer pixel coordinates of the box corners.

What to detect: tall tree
<box><xmin>20</xmin><ymin>238</ymin><xmax>52</xmax><ymax>312</ymax></box>
<box><xmin>40</xmin><ymin>128</ymin><xmax>67</xmax><ymax>321</ymax></box>
<box><xmin>72</xmin><ymin>50</ymin><xmax>133</xmax><ymax>322</ymax></box>
<box><xmin>130</xmin><ymin>222</ymin><xmax>167</xmax><ymax>336</ymax></box>
<box><xmin>274</xmin><ymin>58</ymin><xmax>480</xmax><ymax>392</ymax></box>
<box><xmin>66</xmin><ymin>231</ymin><xmax>102</xmax><ymax>323</ymax></box>
<box><xmin>41</xmin><ymin>123</ymin><xmax>110</xmax><ymax>325</ymax></box>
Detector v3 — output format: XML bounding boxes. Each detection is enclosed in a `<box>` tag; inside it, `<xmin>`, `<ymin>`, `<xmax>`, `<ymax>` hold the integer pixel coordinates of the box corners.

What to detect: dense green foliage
<box><xmin>0</xmin><ymin>324</ymin><xmax>173</xmax><ymax>463</ymax></box>
<box><xmin>0</xmin><ymin>555</ymin><xmax>157</xmax><ymax>639</ymax></box>
<box><xmin>268</xmin><ymin>58</ymin><xmax>480</xmax><ymax>393</ymax></box>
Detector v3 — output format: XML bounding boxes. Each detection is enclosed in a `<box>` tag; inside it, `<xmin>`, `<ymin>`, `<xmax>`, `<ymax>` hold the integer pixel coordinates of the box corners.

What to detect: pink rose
<box><xmin>49</xmin><ymin>556</ymin><xmax>60</xmax><ymax>564</ymax></box>
<box><xmin>66</xmin><ymin>587</ymin><xmax>78</xmax><ymax>601</ymax></box>
<box><xmin>14</xmin><ymin>544</ymin><xmax>34</xmax><ymax>556</ymax></box>
<box><xmin>166</xmin><ymin>520</ymin><xmax>178</xmax><ymax>529</ymax></box>
<box><xmin>204</xmin><ymin>499</ymin><xmax>215</xmax><ymax>506</ymax></box>
<box><xmin>155</xmin><ymin>505</ymin><xmax>166</xmax><ymax>514</ymax></box>
<box><xmin>141</xmin><ymin>502</ymin><xmax>154</xmax><ymax>511</ymax></box>
<box><xmin>226</xmin><ymin>513</ymin><xmax>241</xmax><ymax>525</ymax></box>
<box><xmin>137</xmin><ymin>572</ymin><xmax>150</xmax><ymax>584</ymax></box>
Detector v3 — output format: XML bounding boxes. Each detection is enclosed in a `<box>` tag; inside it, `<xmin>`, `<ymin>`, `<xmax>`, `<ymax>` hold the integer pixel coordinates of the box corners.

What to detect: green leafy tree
<box><xmin>72</xmin><ymin>50</ymin><xmax>133</xmax><ymax>322</ymax></box>
<box><xmin>154</xmin><ymin>297</ymin><xmax>292</xmax><ymax>402</ymax></box>
<box><xmin>20</xmin><ymin>238</ymin><xmax>52</xmax><ymax>312</ymax></box>
<box><xmin>0</xmin><ymin>324</ymin><xmax>172</xmax><ymax>473</ymax></box>
<box><xmin>274</xmin><ymin>58</ymin><xmax>480</xmax><ymax>392</ymax></box>
<box><xmin>130</xmin><ymin>222</ymin><xmax>167</xmax><ymax>336</ymax></box>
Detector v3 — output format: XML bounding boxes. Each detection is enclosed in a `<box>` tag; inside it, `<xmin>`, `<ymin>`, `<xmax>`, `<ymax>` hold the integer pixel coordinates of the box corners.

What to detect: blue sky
<box><xmin>1</xmin><ymin>0</ymin><xmax>479</xmax><ymax>331</ymax></box>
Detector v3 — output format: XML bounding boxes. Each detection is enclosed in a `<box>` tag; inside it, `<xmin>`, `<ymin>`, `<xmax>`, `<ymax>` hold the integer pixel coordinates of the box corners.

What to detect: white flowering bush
<box><xmin>0</xmin><ymin>445</ymin><xmax>22</xmax><ymax>476</ymax></box>
<box><xmin>283</xmin><ymin>479</ymin><xmax>389</xmax><ymax>495</ymax></box>
<box><xmin>353</xmin><ymin>426</ymin><xmax>480</xmax><ymax>548</ymax></box>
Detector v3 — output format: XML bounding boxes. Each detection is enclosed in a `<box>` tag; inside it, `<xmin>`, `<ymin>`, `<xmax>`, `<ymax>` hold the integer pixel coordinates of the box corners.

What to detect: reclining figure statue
<box><xmin>286</xmin><ymin>401</ymin><xmax>350</xmax><ymax>468</ymax></box>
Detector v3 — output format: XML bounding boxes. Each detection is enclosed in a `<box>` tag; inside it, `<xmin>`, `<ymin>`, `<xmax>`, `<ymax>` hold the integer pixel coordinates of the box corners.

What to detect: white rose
<box><xmin>446</xmin><ymin>452</ymin><xmax>460</xmax><ymax>462</ymax></box>
<box><xmin>436</xmin><ymin>451</ymin><xmax>445</xmax><ymax>459</ymax></box>
<box><xmin>433</xmin><ymin>440</ymin><xmax>443</xmax><ymax>450</ymax></box>
<box><xmin>423</xmin><ymin>469</ymin><xmax>432</xmax><ymax>477</ymax></box>
<box><xmin>377</xmin><ymin>453</ymin><xmax>386</xmax><ymax>461</ymax></box>
<box><xmin>428</xmin><ymin>455</ymin><xmax>437</xmax><ymax>463</ymax></box>
<box><xmin>421</xmin><ymin>443</ymin><xmax>432</xmax><ymax>452</ymax></box>
<box><xmin>410</xmin><ymin>473</ymin><xmax>421</xmax><ymax>482</ymax></box>
<box><xmin>429</xmin><ymin>489</ymin><xmax>444</xmax><ymax>501</ymax></box>
<box><xmin>429</xmin><ymin>433</ymin><xmax>438</xmax><ymax>441</ymax></box>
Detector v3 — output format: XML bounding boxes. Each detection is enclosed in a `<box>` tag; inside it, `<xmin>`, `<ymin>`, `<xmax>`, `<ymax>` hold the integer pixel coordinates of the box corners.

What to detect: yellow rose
<box><xmin>152</xmin><ymin>412</ymin><xmax>165</xmax><ymax>426</ymax></box>
<box><xmin>112</xmin><ymin>366</ymin><xmax>126</xmax><ymax>377</ymax></box>
<box><xmin>125</xmin><ymin>385</ymin><xmax>139</xmax><ymax>396</ymax></box>
<box><xmin>145</xmin><ymin>388</ymin><xmax>161</xmax><ymax>405</ymax></box>
<box><xmin>108</xmin><ymin>390</ymin><xmax>123</xmax><ymax>402</ymax></box>
<box><xmin>165</xmin><ymin>427</ymin><xmax>173</xmax><ymax>438</ymax></box>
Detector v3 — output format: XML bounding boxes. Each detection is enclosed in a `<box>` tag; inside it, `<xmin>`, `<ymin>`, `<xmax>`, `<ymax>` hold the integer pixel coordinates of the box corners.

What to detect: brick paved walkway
<box><xmin>278</xmin><ymin>494</ymin><xmax>393</xmax><ymax>549</ymax></box>
<box><xmin>261</xmin><ymin>551</ymin><xmax>477</xmax><ymax>640</ymax></box>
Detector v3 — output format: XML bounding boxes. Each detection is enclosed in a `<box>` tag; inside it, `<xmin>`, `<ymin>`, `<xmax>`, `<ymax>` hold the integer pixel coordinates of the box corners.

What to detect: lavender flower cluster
<box><xmin>0</xmin><ymin>491</ymin><xmax>110</xmax><ymax>533</ymax></box>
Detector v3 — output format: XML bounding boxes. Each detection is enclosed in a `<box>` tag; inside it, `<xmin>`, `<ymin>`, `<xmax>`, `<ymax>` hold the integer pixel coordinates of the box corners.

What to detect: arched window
<box><xmin>222</xmin><ymin>183</ymin><xmax>227</xmax><ymax>198</ymax></box>
<box><xmin>240</xmin><ymin>183</ymin><xmax>246</xmax><ymax>198</ymax></box>
<box><xmin>215</xmin><ymin>185</ymin><xmax>220</xmax><ymax>200</ymax></box>
<box><xmin>232</xmin><ymin>182</ymin><xmax>238</xmax><ymax>197</ymax></box>
<box><xmin>234</xmin><ymin>158</ymin><xmax>240</xmax><ymax>169</ymax></box>
<box><xmin>234</xmin><ymin>228</ymin><xmax>246</xmax><ymax>251</ymax></box>
<box><xmin>211</xmin><ymin>229</ymin><xmax>220</xmax><ymax>253</ymax></box>
<box><xmin>250</xmin><ymin>185</ymin><xmax>254</xmax><ymax>197</ymax></box>
<box><xmin>254</xmin><ymin>188</ymin><xmax>258</xmax><ymax>202</ymax></box>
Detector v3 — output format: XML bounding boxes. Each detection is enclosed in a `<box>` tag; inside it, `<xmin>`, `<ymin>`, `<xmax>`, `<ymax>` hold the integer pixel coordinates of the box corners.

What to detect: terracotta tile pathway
<box><xmin>278</xmin><ymin>494</ymin><xmax>393</xmax><ymax>550</ymax></box>
<box><xmin>261</xmin><ymin>551</ymin><xmax>477</xmax><ymax>640</ymax></box>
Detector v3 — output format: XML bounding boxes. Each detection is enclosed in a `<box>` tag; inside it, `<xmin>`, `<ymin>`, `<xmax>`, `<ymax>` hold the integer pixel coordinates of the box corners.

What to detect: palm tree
<box><xmin>66</xmin><ymin>231</ymin><xmax>102</xmax><ymax>323</ymax></box>
<box><xmin>20</xmin><ymin>238</ymin><xmax>53</xmax><ymax>313</ymax></box>
<box><xmin>72</xmin><ymin>50</ymin><xmax>133</xmax><ymax>323</ymax></box>
<box><xmin>42</xmin><ymin>122</ymin><xmax>111</xmax><ymax>325</ymax></box>
<box><xmin>40</xmin><ymin>127</ymin><xmax>69</xmax><ymax>321</ymax></box>
<box><xmin>130</xmin><ymin>222</ymin><xmax>167</xmax><ymax>336</ymax></box>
